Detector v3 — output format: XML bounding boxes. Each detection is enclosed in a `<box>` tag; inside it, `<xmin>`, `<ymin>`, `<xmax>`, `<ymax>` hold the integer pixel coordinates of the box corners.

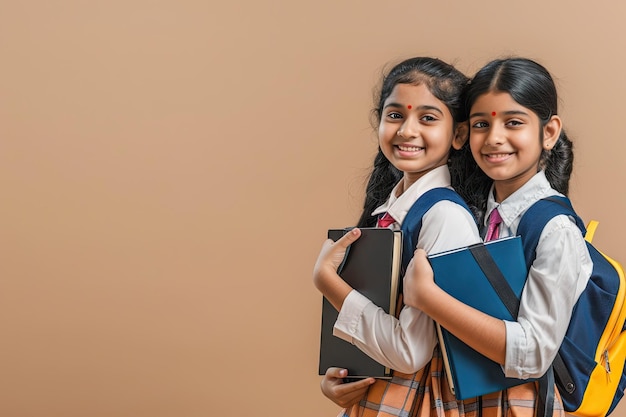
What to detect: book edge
<box><xmin>436</xmin><ymin>323</ymin><xmax>456</xmax><ymax>396</ymax></box>
<box><xmin>428</xmin><ymin>235</ymin><xmax>519</xmax><ymax>259</ymax></box>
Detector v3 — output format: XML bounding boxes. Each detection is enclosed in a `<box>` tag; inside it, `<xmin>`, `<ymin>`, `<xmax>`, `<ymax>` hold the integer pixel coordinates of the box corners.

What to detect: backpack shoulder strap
<box><xmin>504</xmin><ymin>196</ymin><xmax>585</xmax><ymax>417</ymax></box>
<box><xmin>517</xmin><ymin>196</ymin><xmax>586</xmax><ymax>271</ymax></box>
<box><xmin>400</xmin><ymin>187</ymin><xmax>474</xmax><ymax>274</ymax></box>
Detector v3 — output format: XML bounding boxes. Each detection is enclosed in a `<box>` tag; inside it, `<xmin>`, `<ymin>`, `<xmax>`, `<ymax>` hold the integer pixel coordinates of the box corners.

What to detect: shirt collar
<box><xmin>372</xmin><ymin>165</ymin><xmax>452</xmax><ymax>226</ymax></box>
<box><xmin>484</xmin><ymin>170</ymin><xmax>556</xmax><ymax>229</ymax></box>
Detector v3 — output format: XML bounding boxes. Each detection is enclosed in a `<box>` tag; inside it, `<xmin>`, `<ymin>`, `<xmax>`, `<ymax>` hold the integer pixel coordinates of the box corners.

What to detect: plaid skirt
<box><xmin>338</xmin><ymin>346</ymin><xmax>564</xmax><ymax>417</ymax></box>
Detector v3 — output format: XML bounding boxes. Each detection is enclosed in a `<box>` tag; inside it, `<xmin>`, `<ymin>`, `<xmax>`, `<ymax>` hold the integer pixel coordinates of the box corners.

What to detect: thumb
<box><xmin>325</xmin><ymin>367</ymin><xmax>348</xmax><ymax>379</ymax></box>
<box><xmin>413</xmin><ymin>248</ymin><xmax>428</xmax><ymax>260</ymax></box>
<box><xmin>335</xmin><ymin>227</ymin><xmax>361</xmax><ymax>248</ymax></box>
<box><xmin>411</xmin><ymin>248</ymin><xmax>433</xmax><ymax>275</ymax></box>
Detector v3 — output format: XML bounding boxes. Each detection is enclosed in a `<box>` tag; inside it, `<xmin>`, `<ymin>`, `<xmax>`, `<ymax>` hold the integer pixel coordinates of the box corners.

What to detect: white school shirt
<box><xmin>333</xmin><ymin>165</ymin><xmax>480</xmax><ymax>374</ymax></box>
<box><xmin>484</xmin><ymin>171</ymin><xmax>592</xmax><ymax>379</ymax></box>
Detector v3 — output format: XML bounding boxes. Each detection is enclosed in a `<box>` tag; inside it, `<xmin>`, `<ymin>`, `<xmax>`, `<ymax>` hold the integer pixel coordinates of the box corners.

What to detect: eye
<box><xmin>471</xmin><ymin>120</ymin><xmax>489</xmax><ymax>129</ymax></box>
<box><xmin>386</xmin><ymin>112</ymin><xmax>403</xmax><ymax>120</ymax></box>
<box><xmin>506</xmin><ymin>119</ymin><xmax>524</xmax><ymax>127</ymax></box>
<box><xmin>420</xmin><ymin>115</ymin><xmax>438</xmax><ymax>122</ymax></box>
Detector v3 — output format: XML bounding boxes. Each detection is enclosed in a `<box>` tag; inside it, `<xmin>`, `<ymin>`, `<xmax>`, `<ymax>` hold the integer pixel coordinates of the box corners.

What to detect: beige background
<box><xmin>2</xmin><ymin>1</ymin><xmax>625</xmax><ymax>416</ymax></box>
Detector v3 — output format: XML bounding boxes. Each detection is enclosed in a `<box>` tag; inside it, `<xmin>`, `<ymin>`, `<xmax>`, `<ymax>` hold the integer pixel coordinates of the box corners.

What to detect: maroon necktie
<box><xmin>485</xmin><ymin>208</ymin><xmax>502</xmax><ymax>241</ymax></box>
<box><xmin>377</xmin><ymin>213</ymin><xmax>396</xmax><ymax>228</ymax></box>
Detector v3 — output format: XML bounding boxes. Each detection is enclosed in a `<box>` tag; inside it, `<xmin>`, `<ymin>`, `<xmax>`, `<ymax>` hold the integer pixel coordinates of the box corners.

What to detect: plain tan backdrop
<box><xmin>2</xmin><ymin>1</ymin><xmax>625</xmax><ymax>416</ymax></box>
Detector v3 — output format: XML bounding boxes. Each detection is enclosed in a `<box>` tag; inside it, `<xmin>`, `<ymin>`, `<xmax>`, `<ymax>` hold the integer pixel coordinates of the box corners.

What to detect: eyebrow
<box><xmin>384</xmin><ymin>103</ymin><xmax>444</xmax><ymax>115</ymax></box>
<box><xmin>469</xmin><ymin>110</ymin><xmax>529</xmax><ymax>119</ymax></box>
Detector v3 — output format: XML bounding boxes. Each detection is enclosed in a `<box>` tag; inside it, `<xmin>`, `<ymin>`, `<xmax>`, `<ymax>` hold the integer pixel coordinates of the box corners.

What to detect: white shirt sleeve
<box><xmin>503</xmin><ymin>214</ymin><xmax>592</xmax><ymax>378</ymax></box>
<box><xmin>333</xmin><ymin>201</ymin><xmax>481</xmax><ymax>373</ymax></box>
<box><xmin>333</xmin><ymin>290</ymin><xmax>437</xmax><ymax>373</ymax></box>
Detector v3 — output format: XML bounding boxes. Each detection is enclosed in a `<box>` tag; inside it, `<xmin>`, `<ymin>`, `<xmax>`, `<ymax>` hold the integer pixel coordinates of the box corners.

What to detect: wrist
<box><xmin>314</xmin><ymin>265</ymin><xmax>346</xmax><ymax>295</ymax></box>
<box><xmin>314</xmin><ymin>269</ymin><xmax>352</xmax><ymax>311</ymax></box>
<box><xmin>418</xmin><ymin>283</ymin><xmax>446</xmax><ymax>317</ymax></box>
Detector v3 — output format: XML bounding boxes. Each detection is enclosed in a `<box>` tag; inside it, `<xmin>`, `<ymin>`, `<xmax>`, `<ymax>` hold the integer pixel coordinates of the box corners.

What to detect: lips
<box><xmin>397</xmin><ymin>144</ymin><xmax>424</xmax><ymax>152</ymax></box>
<box><xmin>483</xmin><ymin>152</ymin><xmax>513</xmax><ymax>163</ymax></box>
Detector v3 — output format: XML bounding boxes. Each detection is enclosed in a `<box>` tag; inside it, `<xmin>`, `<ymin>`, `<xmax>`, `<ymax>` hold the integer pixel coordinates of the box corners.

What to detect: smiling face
<box><xmin>378</xmin><ymin>83</ymin><xmax>459</xmax><ymax>191</ymax></box>
<box><xmin>469</xmin><ymin>91</ymin><xmax>560</xmax><ymax>201</ymax></box>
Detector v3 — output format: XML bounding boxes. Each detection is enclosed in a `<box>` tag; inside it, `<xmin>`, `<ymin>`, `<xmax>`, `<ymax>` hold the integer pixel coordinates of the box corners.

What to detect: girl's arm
<box><xmin>313</xmin><ymin>227</ymin><xmax>436</xmax><ymax>373</ymax></box>
<box><xmin>316</xmin><ymin>202</ymin><xmax>480</xmax><ymax>373</ymax></box>
<box><xmin>312</xmin><ymin>228</ymin><xmax>362</xmax><ymax>311</ymax></box>
<box><xmin>403</xmin><ymin>249</ymin><xmax>507</xmax><ymax>364</ymax></box>
<box><xmin>403</xmin><ymin>215</ymin><xmax>592</xmax><ymax>377</ymax></box>
<box><xmin>502</xmin><ymin>216</ymin><xmax>591</xmax><ymax>378</ymax></box>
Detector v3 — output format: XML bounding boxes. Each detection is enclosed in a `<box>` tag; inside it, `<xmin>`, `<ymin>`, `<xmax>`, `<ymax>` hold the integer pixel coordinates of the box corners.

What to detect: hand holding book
<box><xmin>312</xmin><ymin>228</ymin><xmax>362</xmax><ymax>311</ymax></box>
<box><xmin>401</xmin><ymin>247</ymin><xmax>434</xmax><ymax>310</ymax></box>
<box><xmin>403</xmin><ymin>237</ymin><xmax>530</xmax><ymax>399</ymax></box>
<box><xmin>320</xmin><ymin>367</ymin><xmax>375</xmax><ymax>408</ymax></box>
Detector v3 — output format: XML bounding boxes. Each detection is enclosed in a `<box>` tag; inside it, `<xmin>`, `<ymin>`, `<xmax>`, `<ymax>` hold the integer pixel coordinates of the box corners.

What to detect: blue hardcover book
<box><xmin>428</xmin><ymin>236</ymin><xmax>532</xmax><ymax>399</ymax></box>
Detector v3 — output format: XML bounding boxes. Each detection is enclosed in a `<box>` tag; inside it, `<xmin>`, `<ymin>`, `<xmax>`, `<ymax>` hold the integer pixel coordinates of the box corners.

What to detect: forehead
<box><xmin>471</xmin><ymin>91</ymin><xmax>524</xmax><ymax>111</ymax></box>
<box><xmin>384</xmin><ymin>83</ymin><xmax>450</xmax><ymax>114</ymax></box>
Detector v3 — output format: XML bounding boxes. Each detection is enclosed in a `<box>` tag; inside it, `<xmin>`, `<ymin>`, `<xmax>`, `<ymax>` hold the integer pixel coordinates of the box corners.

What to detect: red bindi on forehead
<box><xmin>407</xmin><ymin>105</ymin><xmax>412</xmax><ymax>109</ymax></box>
<box><xmin>491</xmin><ymin>111</ymin><xmax>496</xmax><ymax>116</ymax></box>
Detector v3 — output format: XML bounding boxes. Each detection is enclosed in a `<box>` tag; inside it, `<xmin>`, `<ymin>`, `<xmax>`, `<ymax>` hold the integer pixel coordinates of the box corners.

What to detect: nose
<box><xmin>484</xmin><ymin>123</ymin><xmax>504</xmax><ymax>146</ymax></box>
<box><xmin>397</xmin><ymin>117</ymin><xmax>420</xmax><ymax>139</ymax></box>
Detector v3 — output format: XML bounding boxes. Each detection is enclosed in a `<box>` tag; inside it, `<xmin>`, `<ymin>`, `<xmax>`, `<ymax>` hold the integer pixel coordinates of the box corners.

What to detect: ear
<box><xmin>542</xmin><ymin>115</ymin><xmax>562</xmax><ymax>150</ymax></box>
<box><xmin>452</xmin><ymin>122</ymin><xmax>469</xmax><ymax>150</ymax></box>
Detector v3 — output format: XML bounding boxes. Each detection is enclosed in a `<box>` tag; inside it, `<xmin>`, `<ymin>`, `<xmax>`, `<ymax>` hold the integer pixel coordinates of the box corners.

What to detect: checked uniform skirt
<box><xmin>337</xmin><ymin>346</ymin><xmax>565</xmax><ymax>417</ymax></box>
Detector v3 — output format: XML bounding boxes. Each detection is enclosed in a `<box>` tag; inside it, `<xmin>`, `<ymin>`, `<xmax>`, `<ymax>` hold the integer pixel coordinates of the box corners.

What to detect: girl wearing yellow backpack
<box><xmin>402</xmin><ymin>57</ymin><xmax>594</xmax><ymax>416</ymax></box>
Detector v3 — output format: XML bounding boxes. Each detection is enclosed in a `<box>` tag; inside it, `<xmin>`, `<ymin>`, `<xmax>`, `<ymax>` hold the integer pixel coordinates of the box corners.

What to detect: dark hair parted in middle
<box><xmin>461</xmin><ymin>57</ymin><xmax>574</xmax><ymax>219</ymax></box>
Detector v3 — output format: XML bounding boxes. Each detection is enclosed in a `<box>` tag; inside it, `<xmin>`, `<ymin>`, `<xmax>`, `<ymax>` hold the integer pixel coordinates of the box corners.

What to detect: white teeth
<box><xmin>398</xmin><ymin>145</ymin><xmax>423</xmax><ymax>152</ymax></box>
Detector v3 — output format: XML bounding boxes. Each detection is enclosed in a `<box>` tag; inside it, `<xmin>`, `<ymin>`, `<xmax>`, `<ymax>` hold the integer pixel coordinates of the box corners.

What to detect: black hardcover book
<box><xmin>318</xmin><ymin>227</ymin><xmax>402</xmax><ymax>379</ymax></box>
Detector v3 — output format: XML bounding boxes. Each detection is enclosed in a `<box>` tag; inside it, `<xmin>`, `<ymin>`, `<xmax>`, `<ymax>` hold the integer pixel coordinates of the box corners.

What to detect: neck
<box><xmin>493</xmin><ymin>167</ymin><xmax>541</xmax><ymax>203</ymax></box>
<box><xmin>395</xmin><ymin>179</ymin><xmax>407</xmax><ymax>197</ymax></box>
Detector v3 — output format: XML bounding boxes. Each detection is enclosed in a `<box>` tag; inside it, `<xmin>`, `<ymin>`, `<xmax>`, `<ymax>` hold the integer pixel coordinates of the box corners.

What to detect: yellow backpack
<box><xmin>518</xmin><ymin>197</ymin><xmax>626</xmax><ymax>417</ymax></box>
